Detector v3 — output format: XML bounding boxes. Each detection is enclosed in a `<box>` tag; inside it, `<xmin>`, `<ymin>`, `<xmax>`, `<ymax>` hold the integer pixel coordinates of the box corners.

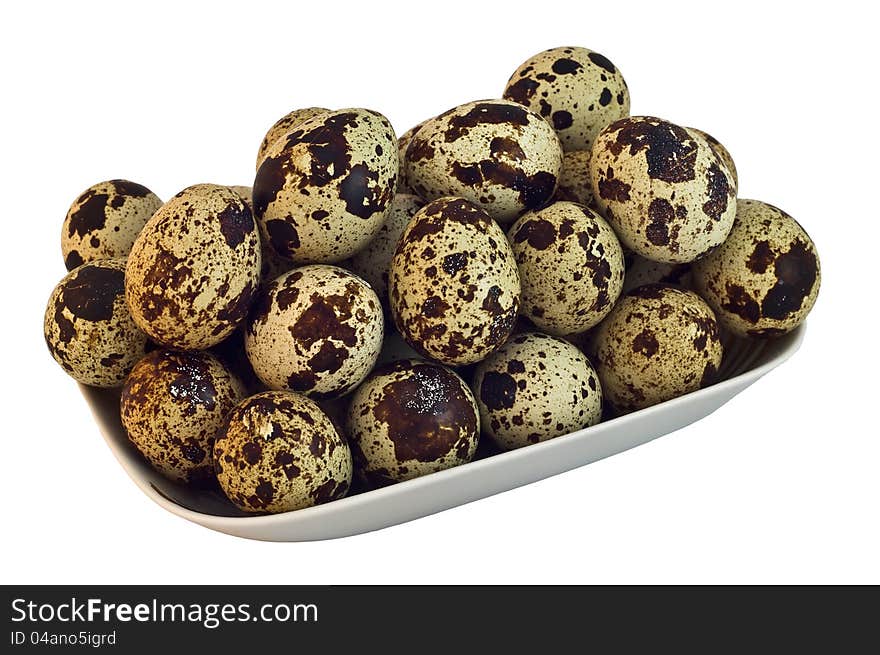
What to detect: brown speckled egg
<box><xmin>245</xmin><ymin>265</ymin><xmax>383</xmax><ymax>399</ymax></box>
<box><xmin>255</xmin><ymin>107</ymin><xmax>330</xmax><ymax>170</ymax></box>
<box><xmin>590</xmin><ymin>116</ymin><xmax>737</xmax><ymax>263</ymax></box>
<box><xmin>688</xmin><ymin>127</ymin><xmax>738</xmax><ymax>188</ymax></box>
<box><xmin>61</xmin><ymin>179</ymin><xmax>162</xmax><ymax>271</ymax></box>
<box><xmin>214</xmin><ymin>391</ymin><xmax>351</xmax><ymax>513</ymax></box>
<box><xmin>594</xmin><ymin>284</ymin><xmax>723</xmax><ymax>412</ymax></box>
<box><xmin>121</xmin><ymin>350</ymin><xmax>245</xmax><ymax>484</ymax></box>
<box><xmin>348</xmin><ymin>194</ymin><xmax>424</xmax><ymax>308</ymax></box>
<box><xmin>692</xmin><ymin>199</ymin><xmax>820</xmax><ymax>337</ymax></box>
<box><xmin>473</xmin><ymin>332</ymin><xmax>602</xmax><ymax>451</ymax></box>
<box><xmin>228</xmin><ymin>184</ymin><xmax>294</xmax><ymax>284</ymax></box>
<box><xmin>125</xmin><ymin>184</ymin><xmax>261</xmax><ymax>350</ymax></box>
<box><xmin>44</xmin><ymin>259</ymin><xmax>149</xmax><ymax>387</ymax></box>
<box><xmin>504</xmin><ymin>47</ymin><xmax>630</xmax><ymax>153</ymax></box>
<box><xmin>397</xmin><ymin>120</ymin><xmax>428</xmax><ymax>195</ymax></box>
<box><xmin>508</xmin><ymin>201</ymin><xmax>624</xmax><ymax>336</ymax></box>
<box><xmin>389</xmin><ymin>197</ymin><xmax>520</xmax><ymax>365</ymax></box>
<box><xmin>404</xmin><ymin>99</ymin><xmax>562</xmax><ymax>223</ymax></box>
<box><xmin>346</xmin><ymin>359</ymin><xmax>479</xmax><ymax>486</ymax></box>
<box><xmin>253</xmin><ymin>108</ymin><xmax>398</xmax><ymax>263</ymax></box>
<box><xmin>622</xmin><ymin>255</ymin><xmax>693</xmax><ymax>294</ymax></box>
<box><xmin>554</xmin><ymin>150</ymin><xmax>595</xmax><ymax>208</ymax></box>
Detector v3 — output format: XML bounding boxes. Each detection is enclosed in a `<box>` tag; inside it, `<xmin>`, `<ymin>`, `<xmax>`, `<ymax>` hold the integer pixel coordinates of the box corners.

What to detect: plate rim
<box><xmin>84</xmin><ymin>324</ymin><xmax>805</xmax><ymax>531</ymax></box>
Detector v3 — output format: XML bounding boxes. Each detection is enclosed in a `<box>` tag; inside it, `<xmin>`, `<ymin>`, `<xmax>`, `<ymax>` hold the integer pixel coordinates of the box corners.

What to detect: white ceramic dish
<box><xmin>81</xmin><ymin>325</ymin><xmax>804</xmax><ymax>542</ymax></box>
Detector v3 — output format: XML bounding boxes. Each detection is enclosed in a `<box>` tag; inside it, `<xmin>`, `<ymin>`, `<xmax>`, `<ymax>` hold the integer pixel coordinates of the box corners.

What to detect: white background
<box><xmin>2</xmin><ymin>1</ymin><xmax>877</xmax><ymax>584</ymax></box>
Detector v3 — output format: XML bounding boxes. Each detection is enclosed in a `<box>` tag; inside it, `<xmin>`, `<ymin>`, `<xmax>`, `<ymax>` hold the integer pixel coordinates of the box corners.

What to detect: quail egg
<box><xmin>554</xmin><ymin>150</ymin><xmax>595</xmax><ymax>208</ymax></box>
<box><xmin>44</xmin><ymin>259</ymin><xmax>149</xmax><ymax>387</ymax></box>
<box><xmin>397</xmin><ymin>120</ymin><xmax>428</xmax><ymax>195</ymax></box>
<box><xmin>210</xmin><ymin>327</ymin><xmax>263</xmax><ymax>394</ymax></box>
<box><xmin>346</xmin><ymin>359</ymin><xmax>479</xmax><ymax>486</ymax></box>
<box><xmin>692</xmin><ymin>199</ymin><xmax>820</xmax><ymax>337</ymax></box>
<box><xmin>121</xmin><ymin>350</ymin><xmax>245</xmax><ymax>484</ymax></box>
<box><xmin>253</xmin><ymin>108</ymin><xmax>398</xmax><ymax>263</ymax></box>
<box><xmin>245</xmin><ymin>265</ymin><xmax>383</xmax><ymax>399</ymax></box>
<box><xmin>404</xmin><ymin>99</ymin><xmax>562</xmax><ymax>223</ymax></box>
<box><xmin>348</xmin><ymin>193</ymin><xmax>423</xmax><ymax>308</ymax></box>
<box><xmin>508</xmin><ymin>201</ymin><xmax>625</xmax><ymax>335</ymax></box>
<box><xmin>255</xmin><ymin>107</ymin><xmax>330</xmax><ymax>170</ymax></box>
<box><xmin>61</xmin><ymin>179</ymin><xmax>162</xmax><ymax>271</ymax></box>
<box><xmin>472</xmin><ymin>332</ymin><xmax>602</xmax><ymax>450</ymax></box>
<box><xmin>590</xmin><ymin>116</ymin><xmax>737</xmax><ymax>263</ymax></box>
<box><xmin>389</xmin><ymin>197</ymin><xmax>520</xmax><ymax>365</ymax></box>
<box><xmin>214</xmin><ymin>391</ymin><xmax>352</xmax><ymax>513</ymax></box>
<box><xmin>622</xmin><ymin>255</ymin><xmax>693</xmax><ymax>294</ymax></box>
<box><xmin>688</xmin><ymin>127</ymin><xmax>738</xmax><ymax>188</ymax></box>
<box><xmin>504</xmin><ymin>46</ymin><xmax>630</xmax><ymax>152</ymax></box>
<box><xmin>228</xmin><ymin>184</ymin><xmax>294</xmax><ymax>283</ymax></box>
<box><xmin>594</xmin><ymin>284</ymin><xmax>723</xmax><ymax>412</ymax></box>
<box><xmin>125</xmin><ymin>183</ymin><xmax>261</xmax><ymax>350</ymax></box>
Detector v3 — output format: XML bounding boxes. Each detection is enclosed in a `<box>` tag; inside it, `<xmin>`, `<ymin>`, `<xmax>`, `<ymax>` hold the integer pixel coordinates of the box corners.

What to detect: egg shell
<box><xmin>210</xmin><ymin>327</ymin><xmax>264</xmax><ymax>395</ymax></box>
<box><xmin>228</xmin><ymin>185</ymin><xmax>295</xmax><ymax>284</ymax></box>
<box><xmin>255</xmin><ymin>107</ymin><xmax>330</xmax><ymax>170</ymax></box>
<box><xmin>214</xmin><ymin>391</ymin><xmax>352</xmax><ymax>513</ymax></box>
<box><xmin>245</xmin><ymin>265</ymin><xmax>383</xmax><ymax>399</ymax></box>
<box><xmin>590</xmin><ymin>116</ymin><xmax>737</xmax><ymax>263</ymax></box>
<box><xmin>504</xmin><ymin>47</ymin><xmax>630</xmax><ymax>153</ymax></box>
<box><xmin>472</xmin><ymin>332</ymin><xmax>602</xmax><ymax>450</ymax></box>
<box><xmin>389</xmin><ymin>197</ymin><xmax>521</xmax><ymax>365</ymax></box>
<box><xmin>120</xmin><ymin>350</ymin><xmax>245</xmax><ymax>484</ymax></box>
<box><xmin>348</xmin><ymin>193</ymin><xmax>424</xmax><ymax>308</ymax></box>
<box><xmin>125</xmin><ymin>184</ymin><xmax>261</xmax><ymax>350</ymax></box>
<box><xmin>553</xmin><ymin>149</ymin><xmax>595</xmax><ymax>208</ymax></box>
<box><xmin>622</xmin><ymin>255</ymin><xmax>693</xmax><ymax>294</ymax></box>
<box><xmin>345</xmin><ymin>359</ymin><xmax>479</xmax><ymax>486</ymax></box>
<box><xmin>404</xmin><ymin>99</ymin><xmax>562</xmax><ymax>223</ymax></box>
<box><xmin>253</xmin><ymin>108</ymin><xmax>398</xmax><ymax>263</ymax></box>
<box><xmin>688</xmin><ymin>127</ymin><xmax>738</xmax><ymax>188</ymax></box>
<box><xmin>509</xmin><ymin>201</ymin><xmax>625</xmax><ymax>335</ymax></box>
<box><xmin>692</xmin><ymin>199</ymin><xmax>820</xmax><ymax>337</ymax></box>
<box><xmin>593</xmin><ymin>284</ymin><xmax>723</xmax><ymax>412</ymax></box>
<box><xmin>44</xmin><ymin>259</ymin><xmax>149</xmax><ymax>387</ymax></box>
<box><xmin>61</xmin><ymin>179</ymin><xmax>162</xmax><ymax>271</ymax></box>
<box><xmin>397</xmin><ymin>120</ymin><xmax>428</xmax><ymax>195</ymax></box>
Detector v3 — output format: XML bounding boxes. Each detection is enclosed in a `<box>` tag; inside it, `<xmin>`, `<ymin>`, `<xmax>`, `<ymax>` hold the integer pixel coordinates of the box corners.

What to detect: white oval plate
<box><xmin>80</xmin><ymin>325</ymin><xmax>804</xmax><ymax>541</ymax></box>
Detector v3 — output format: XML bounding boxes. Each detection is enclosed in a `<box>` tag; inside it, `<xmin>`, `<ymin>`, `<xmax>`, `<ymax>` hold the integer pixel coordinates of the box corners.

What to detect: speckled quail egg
<box><xmin>554</xmin><ymin>150</ymin><xmax>595</xmax><ymax>208</ymax></box>
<box><xmin>688</xmin><ymin>127</ymin><xmax>738</xmax><ymax>188</ymax></box>
<box><xmin>594</xmin><ymin>284</ymin><xmax>723</xmax><ymax>412</ymax></box>
<box><xmin>253</xmin><ymin>108</ymin><xmax>398</xmax><ymax>263</ymax></box>
<box><xmin>508</xmin><ymin>201</ymin><xmax>625</xmax><ymax>336</ymax></box>
<box><xmin>504</xmin><ymin>47</ymin><xmax>630</xmax><ymax>153</ymax></box>
<box><xmin>692</xmin><ymin>199</ymin><xmax>820</xmax><ymax>337</ymax></box>
<box><xmin>472</xmin><ymin>332</ymin><xmax>602</xmax><ymax>450</ymax></box>
<box><xmin>214</xmin><ymin>391</ymin><xmax>352</xmax><ymax>513</ymax></box>
<box><xmin>61</xmin><ymin>179</ymin><xmax>162</xmax><ymax>271</ymax></box>
<box><xmin>121</xmin><ymin>350</ymin><xmax>246</xmax><ymax>484</ymax></box>
<box><xmin>397</xmin><ymin>120</ymin><xmax>428</xmax><ymax>195</ymax></box>
<box><xmin>590</xmin><ymin>116</ymin><xmax>737</xmax><ymax>263</ymax></box>
<box><xmin>389</xmin><ymin>197</ymin><xmax>520</xmax><ymax>365</ymax></box>
<box><xmin>44</xmin><ymin>259</ymin><xmax>149</xmax><ymax>387</ymax></box>
<box><xmin>404</xmin><ymin>99</ymin><xmax>562</xmax><ymax>223</ymax></box>
<box><xmin>245</xmin><ymin>265</ymin><xmax>383</xmax><ymax>398</ymax></box>
<box><xmin>228</xmin><ymin>184</ymin><xmax>294</xmax><ymax>284</ymax></box>
<box><xmin>210</xmin><ymin>327</ymin><xmax>263</xmax><ymax>394</ymax></box>
<box><xmin>346</xmin><ymin>359</ymin><xmax>479</xmax><ymax>486</ymax></box>
<box><xmin>348</xmin><ymin>193</ymin><xmax>424</xmax><ymax>307</ymax></box>
<box><xmin>125</xmin><ymin>183</ymin><xmax>261</xmax><ymax>350</ymax></box>
<box><xmin>255</xmin><ymin>107</ymin><xmax>330</xmax><ymax>170</ymax></box>
<box><xmin>622</xmin><ymin>255</ymin><xmax>693</xmax><ymax>294</ymax></box>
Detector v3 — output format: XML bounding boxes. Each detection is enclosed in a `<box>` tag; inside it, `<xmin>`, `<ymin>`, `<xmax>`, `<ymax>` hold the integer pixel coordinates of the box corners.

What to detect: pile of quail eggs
<box><xmin>45</xmin><ymin>47</ymin><xmax>821</xmax><ymax>515</ymax></box>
